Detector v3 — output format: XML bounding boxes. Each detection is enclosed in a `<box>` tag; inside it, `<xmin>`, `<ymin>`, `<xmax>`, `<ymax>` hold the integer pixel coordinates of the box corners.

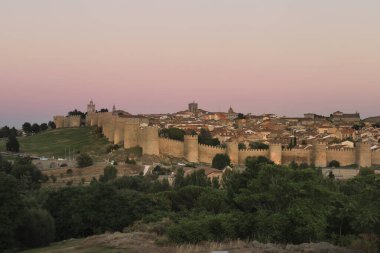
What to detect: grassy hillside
<box><xmin>1</xmin><ymin>127</ymin><xmax>110</xmax><ymax>161</ymax></box>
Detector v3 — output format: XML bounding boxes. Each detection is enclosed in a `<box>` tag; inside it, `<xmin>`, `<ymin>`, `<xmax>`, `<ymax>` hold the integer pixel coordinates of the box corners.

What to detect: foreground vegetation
<box><xmin>0</xmin><ymin>155</ymin><xmax>379</xmax><ymax>253</ymax></box>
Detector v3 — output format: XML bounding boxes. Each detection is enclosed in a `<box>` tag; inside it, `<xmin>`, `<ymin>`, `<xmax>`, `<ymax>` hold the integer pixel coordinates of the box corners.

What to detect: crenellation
<box><xmin>52</xmin><ymin>111</ymin><xmax>377</xmax><ymax>168</ymax></box>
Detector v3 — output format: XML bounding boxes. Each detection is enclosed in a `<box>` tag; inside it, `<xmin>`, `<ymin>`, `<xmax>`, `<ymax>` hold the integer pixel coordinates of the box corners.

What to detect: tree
<box><xmin>16</xmin><ymin>208</ymin><xmax>55</xmax><ymax>248</ymax></box>
<box><xmin>288</xmin><ymin>137</ymin><xmax>297</xmax><ymax>149</ymax></box>
<box><xmin>99</xmin><ymin>166</ymin><xmax>118</xmax><ymax>183</ymax></box>
<box><xmin>0</xmin><ymin>172</ymin><xmax>26</xmax><ymax>251</ymax></box>
<box><xmin>328</xmin><ymin>170</ymin><xmax>335</xmax><ymax>180</ymax></box>
<box><xmin>48</xmin><ymin>121</ymin><xmax>56</xmax><ymax>129</ymax></box>
<box><xmin>237</xmin><ymin>113</ymin><xmax>245</xmax><ymax>119</ymax></box>
<box><xmin>68</xmin><ymin>109</ymin><xmax>86</xmax><ymax>119</ymax></box>
<box><xmin>249</xmin><ymin>142</ymin><xmax>269</xmax><ymax>149</ymax></box>
<box><xmin>31</xmin><ymin>123</ymin><xmax>40</xmax><ymax>134</ymax></box>
<box><xmin>329</xmin><ymin>160</ymin><xmax>340</xmax><ymax>168</ymax></box>
<box><xmin>11</xmin><ymin>159</ymin><xmax>44</xmax><ymax>190</ymax></box>
<box><xmin>22</xmin><ymin>122</ymin><xmax>32</xmax><ymax>134</ymax></box>
<box><xmin>99</xmin><ymin>108</ymin><xmax>108</xmax><ymax>112</ymax></box>
<box><xmin>199</xmin><ymin>128</ymin><xmax>220</xmax><ymax>146</ymax></box>
<box><xmin>212</xmin><ymin>154</ymin><xmax>231</xmax><ymax>169</ymax></box>
<box><xmin>6</xmin><ymin>134</ymin><xmax>20</xmax><ymax>152</ymax></box>
<box><xmin>159</xmin><ymin>127</ymin><xmax>185</xmax><ymax>141</ymax></box>
<box><xmin>174</xmin><ymin>168</ymin><xmax>185</xmax><ymax>188</ymax></box>
<box><xmin>0</xmin><ymin>126</ymin><xmax>11</xmax><ymax>138</ymax></box>
<box><xmin>76</xmin><ymin>153</ymin><xmax>93</xmax><ymax>168</ymax></box>
<box><xmin>238</xmin><ymin>143</ymin><xmax>246</xmax><ymax>150</ymax></box>
<box><xmin>40</xmin><ymin>123</ymin><xmax>48</xmax><ymax>131</ymax></box>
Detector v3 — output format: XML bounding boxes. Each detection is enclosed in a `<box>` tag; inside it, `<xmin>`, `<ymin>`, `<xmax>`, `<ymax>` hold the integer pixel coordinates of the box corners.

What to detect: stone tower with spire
<box><xmin>87</xmin><ymin>99</ymin><xmax>96</xmax><ymax>113</ymax></box>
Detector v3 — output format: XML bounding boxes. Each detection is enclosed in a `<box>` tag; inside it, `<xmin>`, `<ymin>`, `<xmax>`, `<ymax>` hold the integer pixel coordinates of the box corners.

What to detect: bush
<box><xmin>125</xmin><ymin>146</ymin><xmax>143</xmax><ymax>159</ymax></box>
<box><xmin>76</xmin><ymin>153</ymin><xmax>93</xmax><ymax>168</ymax></box>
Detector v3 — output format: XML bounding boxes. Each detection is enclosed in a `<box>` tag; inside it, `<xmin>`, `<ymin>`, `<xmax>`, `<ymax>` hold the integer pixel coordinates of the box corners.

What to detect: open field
<box><xmin>19</xmin><ymin>232</ymin><xmax>354</xmax><ymax>253</ymax></box>
<box><xmin>1</xmin><ymin>127</ymin><xmax>110</xmax><ymax>161</ymax></box>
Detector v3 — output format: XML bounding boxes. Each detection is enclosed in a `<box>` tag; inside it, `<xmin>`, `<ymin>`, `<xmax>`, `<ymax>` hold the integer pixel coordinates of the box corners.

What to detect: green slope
<box><xmin>1</xmin><ymin>127</ymin><xmax>110</xmax><ymax>161</ymax></box>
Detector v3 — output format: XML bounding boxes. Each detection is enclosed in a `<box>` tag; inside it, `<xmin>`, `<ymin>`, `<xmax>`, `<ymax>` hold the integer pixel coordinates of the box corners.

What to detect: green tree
<box><xmin>199</xmin><ymin>128</ymin><xmax>220</xmax><ymax>146</ymax></box>
<box><xmin>16</xmin><ymin>208</ymin><xmax>55</xmax><ymax>248</ymax></box>
<box><xmin>68</xmin><ymin>109</ymin><xmax>86</xmax><ymax>119</ymax></box>
<box><xmin>48</xmin><ymin>121</ymin><xmax>56</xmax><ymax>129</ymax></box>
<box><xmin>249</xmin><ymin>142</ymin><xmax>269</xmax><ymax>149</ymax></box>
<box><xmin>76</xmin><ymin>153</ymin><xmax>93</xmax><ymax>168</ymax></box>
<box><xmin>0</xmin><ymin>126</ymin><xmax>11</xmax><ymax>138</ymax></box>
<box><xmin>238</xmin><ymin>143</ymin><xmax>246</xmax><ymax>150</ymax></box>
<box><xmin>99</xmin><ymin>166</ymin><xmax>118</xmax><ymax>183</ymax></box>
<box><xmin>174</xmin><ymin>168</ymin><xmax>185</xmax><ymax>188</ymax></box>
<box><xmin>237</xmin><ymin>113</ymin><xmax>245</xmax><ymax>119</ymax></box>
<box><xmin>31</xmin><ymin>123</ymin><xmax>40</xmax><ymax>134</ymax></box>
<box><xmin>40</xmin><ymin>123</ymin><xmax>48</xmax><ymax>131</ymax></box>
<box><xmin>212</xmin><ymin>154</ymin><xmax>231</xmax><ymax>169</ymax></box>
<box><xmin>6</xmin><ymin>134</ymin><xmax>20</xmax><ymax>152</ymax></box>
<box><xmin>0</xmin><ymin>172</ymin><xmax>26</xmax><ymax>251</ymax></box>
<box><xmin>11</xmin><ymin>159</ymin><xmax>44</xmax><ymax>190</ymax></box>
<box><xmin>22</xmin><ymin>122</ymin><xmax>32</xmax><ymax>134</ymax></box>
<box><xmin>159</xmin><ymin>127</ymin><xmax>185</xmax><ymax>141</ymax></box>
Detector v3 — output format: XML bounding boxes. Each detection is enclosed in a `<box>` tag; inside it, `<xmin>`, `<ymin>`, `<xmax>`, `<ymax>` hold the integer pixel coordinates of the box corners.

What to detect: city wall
<box><xmin>53</xmin><ymin>115</ymin><xmax>81</xmax><ymax>128</ymax></box>
<box><xmin>327</xmin><ymin>149</ymin><xmax>356</xmax><ymax>167</ymax></box>
<box><xmin>53</xmin><ymin>113</ymin><xmax>377</xmax><ymax>168</ymax></box>
<box><xmin>282</xmin><ymin>148</ymin><xmax>311</xmax><ymax>165</ymax></box>
<box><xmin>372</xmin><ymin>150</ymin><xmax>380</xmax><ymax>165</ymax></box>
<box><xmin>159</xmin><ymin>138</ymin><xmax>184</xmax><ymax>158</ymax></box>
<box><xmin>238</xmin><ymin>149</ymin><xmax>269</xmax><ymax>164</ymax></box>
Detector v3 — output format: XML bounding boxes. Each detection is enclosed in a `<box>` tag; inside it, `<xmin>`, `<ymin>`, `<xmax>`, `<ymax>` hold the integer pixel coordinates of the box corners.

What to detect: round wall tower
<box><xmin>356</xmin><ymin>142</ymin><xmax>372</xmax><ymax>168</ymax></box>
<box><xmin>269</xmin><ymin>143</ymin><xmax>282</xmax><ymax>165</ymax></box>
<box><xmin>184</xmin><ymin>135</ymin><xmax>199</xmax><ymax>163</ymax></box>
<box><xmin>226</xmin><ymin>140</ymin><xmax>239</xmax><ymax>165</ymax></box>
<box><xmin>124</xmin><ymin>123</ymin><xmax>140</xmax><ymax>149</ymax></box>
<box><xmin>140</xmin><ymin>127</ymin><xmax>159</xmax><ymax>155</ymax></box>
<box><xmin>312</xmin><ymin>142</ymin><xmax>327</xmax><ymax>168</ymax></box>
<box><xmin>53</xmin><ymin>116</ymin><xmax>64</xmax><ymax>129</ymax></box>
<box><xmin>114</xmin><ymin>118</ymin><xmax>127</xmax><ymax>145</ymax></box>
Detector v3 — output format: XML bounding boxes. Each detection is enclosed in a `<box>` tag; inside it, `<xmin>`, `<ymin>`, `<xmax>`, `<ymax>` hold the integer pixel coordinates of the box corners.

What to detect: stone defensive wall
<box><xmin>52</xmin><ymin>112</ymin><xmax>377</xmax><ymax>168</ymax></box>
<box><xmin>326</xmin><ymin>148</ymin><xmax>356</xmax><ymax>167</ymax></box>
<box><xmin>238</xmin><ymin>149</ymin><xmax>269</xmax><ymax>165</ymax></box>
<box><xmin>372</xmin><ymin>149</ymin><xmax>380</xmax><ymax>165</ymax></box>
<box><xmin>282</xmin><ymin>148</ymin><xmax>311</xmax><ymax>165</ymax></box>
<box><xmin>159</xmin><ymin>138</ymin><xmax>184</xmax><ymax>158</ymax></box>
<box><xmin>198</xmin><ymin>144</ymin><xmax>226</xmax><ymax>164</ymax></box>
<box><xmin>53</xmin><ymin>115</ymin><xmax>81</xmax><ymax>128</ymax></box>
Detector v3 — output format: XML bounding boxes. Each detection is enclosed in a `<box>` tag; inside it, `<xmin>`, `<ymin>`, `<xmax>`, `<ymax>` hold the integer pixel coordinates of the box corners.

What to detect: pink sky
<box><xmin>1</xmin><ymin>0</ymin><xmax>379</xmax><ymax>127</ymax></box>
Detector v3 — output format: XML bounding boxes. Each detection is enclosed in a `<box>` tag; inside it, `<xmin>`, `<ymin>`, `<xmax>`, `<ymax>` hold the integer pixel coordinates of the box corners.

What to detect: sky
<box><xmin>1</xmin><ymin>0</ymin><xmax>379</xmax><ymax>127</ymax></box>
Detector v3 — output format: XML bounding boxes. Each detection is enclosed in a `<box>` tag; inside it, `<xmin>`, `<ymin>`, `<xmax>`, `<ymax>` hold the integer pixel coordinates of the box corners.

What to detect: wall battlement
<box><xmin>52</xmin><ymin>112</ymin><xmax>375</xmax><ymax>169</ymax></box>
<box><xmin>198</xmin><ymin>143</ymin><xmax>226</xmax><ymax>151</ymax></box>
<box><xmin>326</xmin><ymin>148</ymin><xmax>356</xmax><ymax>152</ymax></box>
<box><xmin>240</xmin><ymin>148</ymin><xmax>269</xmax><ymax>152</ymax></box>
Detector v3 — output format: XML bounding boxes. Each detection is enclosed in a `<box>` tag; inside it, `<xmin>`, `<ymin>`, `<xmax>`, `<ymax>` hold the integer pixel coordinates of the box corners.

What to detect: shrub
<box><xmin>76</xmin><ymin>153</ymin><xmax>93</xmax><ymax>168</ymax></box>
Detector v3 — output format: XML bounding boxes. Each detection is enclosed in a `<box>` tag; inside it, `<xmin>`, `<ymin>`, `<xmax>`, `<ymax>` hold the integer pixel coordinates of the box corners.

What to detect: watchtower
<box><xmin>184</xmin><ymin>135</ymin><xmax>199</xmax><ymax>163</ymax></box>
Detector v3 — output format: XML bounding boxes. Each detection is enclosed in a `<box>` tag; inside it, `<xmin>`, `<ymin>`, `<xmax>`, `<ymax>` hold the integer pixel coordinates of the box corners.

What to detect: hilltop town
<box><xmin>52</xmin><ymin>100</ymin><xmax>380</xmax><ymax>180</ymax></box>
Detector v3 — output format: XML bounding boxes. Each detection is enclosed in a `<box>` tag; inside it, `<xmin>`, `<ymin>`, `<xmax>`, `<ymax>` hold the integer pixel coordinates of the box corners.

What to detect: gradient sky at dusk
<box><xmin>1</xmin><ymin>0</ymin><xmax>379</xmax><ymax>127</ymax></box>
